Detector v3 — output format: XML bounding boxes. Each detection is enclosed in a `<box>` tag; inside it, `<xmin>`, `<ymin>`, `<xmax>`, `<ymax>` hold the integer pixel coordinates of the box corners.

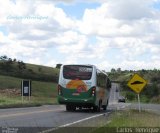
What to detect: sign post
<box><xmin>127</xmin><ymin>74</ymin><xmax>147</xmax><ymax>112</ymax></box>
<box><xmin>137</xmin><ymin>93</ymin><xmax>141</xmax><ymax>112</ymax></box>
<box><xmin>21</xmin><ymin>80</ymin><xmax>31</xmax><ymax>102</ymax></box>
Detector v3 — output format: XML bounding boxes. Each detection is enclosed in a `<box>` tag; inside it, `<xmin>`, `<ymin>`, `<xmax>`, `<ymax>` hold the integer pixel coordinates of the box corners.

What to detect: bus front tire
<box><xmin>66</xmin><ymin>105</ymin><xmax>71</xmax><ymax>111</ymax></box>
<box><xmin>103</xmin><ymin>100</ymin><xmax>109</xmax><ymax>111</ymax></box>
<box><xmin>66</xmin><ymin>105</ymin><xmax>76</xmax><ymax>111</ymax></box>
<box><xmin>71</xmin><ymin>106</ymin><xmax>76</xmax><ymax>111</ymax></box>
<box><xmin>93</xmin><ymin>106</ymin><xmax>98</xmax><ymax>112</ymax></box>
<box><xmin>97</xmin><ymin>100</ymin><xmax>102</xmax><ymax>112</ymax></box>
<box><xmin>93</xmin><ymin>101</ymin><xmax>102</xmax><ymax>112</ymax></box>
<box><xmin>102</xmin><ymin>105</ymin><xmax>107</xmax><ymax>110</ymax></box>
<box><xmin>102</xmin><ymin>100</ymin><xmax>108</xmax><ymax>110</ymax></box>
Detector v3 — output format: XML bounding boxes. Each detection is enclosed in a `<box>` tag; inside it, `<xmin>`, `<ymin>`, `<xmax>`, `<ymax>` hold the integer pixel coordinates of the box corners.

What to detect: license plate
<box><xmin>72</xmin><ymin>93</ymin><xmax>80</xmax><ymax>96</ymax></box>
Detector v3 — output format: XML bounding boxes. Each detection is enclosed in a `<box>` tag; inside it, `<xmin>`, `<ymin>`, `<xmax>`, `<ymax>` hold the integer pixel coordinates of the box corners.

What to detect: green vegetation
<box><xmin>0</xmin><ymin>55</ymin><xmax>159</xmax><ymax>107</ymax></box>
<box><xmin>0</xmin><ymin>55</ymin><xmax>59</xmax><ymax>82</ymax></box>
<box><xmin>108</xmin><ymin>69</ymin><xmax>160</xmax><ymax>103</ymax></box>
<box><xmin>0</xmin><ymin>74</ymin><xmax>57</xmax><ymax>107</ymax></box>
<box><xmin>0</xmin><ymin>55</ymin><xmax>60</xmax><ymax>108</ymax></box>
<box><xmin>92</xmin><ymin>110</ymin><xmax>160</xmax><ymax>133</ymax></box>
<box><xmin>107</xmin><ymin>110</ymin><xmax>160</xmax><ymax>127</ymax></box>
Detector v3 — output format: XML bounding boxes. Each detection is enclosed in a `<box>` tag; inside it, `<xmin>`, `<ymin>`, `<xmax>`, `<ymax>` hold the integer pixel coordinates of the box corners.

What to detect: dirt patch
<box><xmin>0</xmin><ymin>88</ymin><xmax>21</xmax><ymax>96</ymax></box>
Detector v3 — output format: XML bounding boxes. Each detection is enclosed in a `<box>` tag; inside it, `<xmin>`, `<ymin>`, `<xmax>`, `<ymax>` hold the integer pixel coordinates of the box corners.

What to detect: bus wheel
<box><xmin>66</xmin><ymin>105</ymin><xmax>76</xmax><ymax>111</ymax></box>
<box><xmin>97</xmin><ymin>101</ymin><xmax>102</xmax><ymax>112</ymax></box>
<box><xmin>93</xmin><ymin>106</ymin><xmax>98</xmax><ymax>112</ymax></box>
<box><xmin>103</xmin><ymin>100</ymin><xmax>109</xmax><ymax>111</ymax></box>
<box><xmin>71</xmin><ymin>106</ymin><xmax>76</xmax><ymax>111</ymax></box>
<box><xmin>102</xmin><ymin>105</ymin><xmax>107</xmax><ymax>111</ymax></box>
<box><xmin>66</xmin><ymin>105</ymin><xmax>72</xmax><ymax>111</ymax></box>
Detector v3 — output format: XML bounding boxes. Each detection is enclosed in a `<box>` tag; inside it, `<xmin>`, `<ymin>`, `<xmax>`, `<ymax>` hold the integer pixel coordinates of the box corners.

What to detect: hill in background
<box><xmin>0</xmin><ymin>55</ymin><xmax>159</xmax><ymax>106</ymax></box>
<box><xmin>0</xmin><ymin>56</ymin><xmax>60</xmax><ymax>107</ymax></box>
<box><xmin>0</xmin><ymin>55</ymin><xmax>59</xmax><ymax>83</ymax></box>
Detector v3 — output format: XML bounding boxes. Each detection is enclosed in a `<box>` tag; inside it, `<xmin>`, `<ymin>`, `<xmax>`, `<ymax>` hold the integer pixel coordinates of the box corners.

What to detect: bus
<box><xmin>57</xmin><ymin>64</ymin><xmax>111</xmax><ymax>112</ymax></box>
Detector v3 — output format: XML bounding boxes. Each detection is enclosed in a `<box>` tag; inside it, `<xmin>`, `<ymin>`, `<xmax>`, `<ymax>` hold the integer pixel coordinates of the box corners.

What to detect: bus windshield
<box><xmin>63</xmin><ymin>65</ymin><xmax>93</xmax><ymax>80</ymax></box>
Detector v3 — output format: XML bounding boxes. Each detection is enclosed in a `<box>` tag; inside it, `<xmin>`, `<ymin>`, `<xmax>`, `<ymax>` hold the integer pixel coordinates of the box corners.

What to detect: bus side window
<box><xmin>97</xmin><ymin>73</ymin><xmax>100</xmax><ymax>86</ymax></box>
<box><xmin>96</xmin><ymin>72</ymin><xmax>99</xmax><ymax>86</ymax></box>
<box><xmin>97</xmin><ymin>81</ymin><xmax>100</xmax><ymax>86</ymax></box>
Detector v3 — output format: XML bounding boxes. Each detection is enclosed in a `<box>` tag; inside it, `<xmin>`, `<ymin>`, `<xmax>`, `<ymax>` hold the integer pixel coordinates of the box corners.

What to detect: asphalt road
<box><xmin>109</xmin><ymin>83</ymin><xmax>160</xmax><ymax>114</ymax></box>
<box><xmin>0</xmin><ymin>83</ymin><xmax>159</xmax><ymax>133</ymax></box>
<box><xmin>0</xmin><ymin>83</ymin><xmax>121</xmax><ymax>133</ymax></box>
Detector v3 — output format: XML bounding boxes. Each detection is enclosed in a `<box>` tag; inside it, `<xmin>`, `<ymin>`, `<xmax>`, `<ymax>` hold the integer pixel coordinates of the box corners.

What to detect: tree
<box><xmin>8</xmin><ymin>58</ymin><xmax>13</xmax><ymax>64</ymax></box>
<box><xmin>144</xmin><ymin>83</ymin><xmax>159</xmax><ymax>98</ymax></box>
<box><xmin>38</xmin><ymin>67</ymin><xmax>42</xmax><ymax>72</ymax></box>
<box><xmin>0</xmin><ymin>56</ymin><xmax>13</xmax><ymax>72</ymax></box>
<box><xmin>117</xmin><ymin>68</ymin><xmax>121</xmax><ymax>73</ymax></box>
<box><xmin>0</xmin><ymin>55</ymin><xmax>8</xmax><ymax>61</ymax></box>
<box><xmin>56</xmin><ymin>64</ymin><xmax>62</xmax><ymax>69</ymax></box>
<box><xmin>18</xmin><ymin>61</ymin><xmax>26</xmax><ymax>71</ymax></box>
<box><xmin>13</xmin><ymin>58</ymin><xmax>17</xmax><ymax>62</ymax></box>
<box><xmin>111</xmin><ymin>68</ymin><xmax>116</xmax><ymax>73</ymax></box>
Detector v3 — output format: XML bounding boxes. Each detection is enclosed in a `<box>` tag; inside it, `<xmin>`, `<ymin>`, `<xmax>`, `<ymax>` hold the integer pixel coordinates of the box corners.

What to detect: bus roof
<box><xmin>62</xmin><ymin>64</ymin><xmax>96</xmax><ymax>67</ymax></box>
<box><xmin>61</xmin><ymin>64</ymin><xmax>108</xmax><ymax>76</ymax></box>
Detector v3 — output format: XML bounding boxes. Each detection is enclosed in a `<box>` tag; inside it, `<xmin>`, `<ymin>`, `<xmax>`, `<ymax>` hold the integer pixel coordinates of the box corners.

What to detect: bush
<box><xmin>150</xmin><ymin>95</ymin><xmax>160</xmax><ymax>104</ymax></box>
<box><xmin>142</xmin><ymin>83</ymin><xmax>159</xmax><ymax>98</ymax></box>
<box><xmin>126</xmin><ymin>91</ymin><xmax>136</xmax><ymax>101</ymax></box>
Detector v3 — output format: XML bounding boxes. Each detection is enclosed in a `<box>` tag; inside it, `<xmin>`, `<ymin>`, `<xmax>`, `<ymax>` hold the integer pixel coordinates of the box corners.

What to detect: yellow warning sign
<box><xmin>127</xmin><ymin>73</ymin><xmax>147</xmax><ymax>94</ymax></box>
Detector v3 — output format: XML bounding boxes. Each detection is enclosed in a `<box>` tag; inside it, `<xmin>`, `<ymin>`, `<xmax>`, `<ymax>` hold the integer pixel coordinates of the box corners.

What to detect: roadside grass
<box><xmin>0</xmin><ymin>75</ymin><xmax>58</xmax><ymax>108</ymax></box>
<box><xmin>0</xmin><ymin>94</ymin><xmax>57</xmax><ymax>108</ymax></box>
<box><xmin>0</xmin><ymin>75</ymin><xmax>21</xmax><ymax>89</ymax></box>
<box><xmin>107</xmin><ymin>110</ymin><xmax>160</xmax><ymax>127</ymax></box>
<box><xmin>92</xmin><ymin>110</ymin><xmax>160</xmax><ymax>133</ymax></box>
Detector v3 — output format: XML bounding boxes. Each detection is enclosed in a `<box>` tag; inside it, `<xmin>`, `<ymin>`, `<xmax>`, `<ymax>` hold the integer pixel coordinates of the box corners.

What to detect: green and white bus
<box><xmin>57</xmin><ymin>64</ymin><xmax>111</xmax><ymax>112</ymax></box>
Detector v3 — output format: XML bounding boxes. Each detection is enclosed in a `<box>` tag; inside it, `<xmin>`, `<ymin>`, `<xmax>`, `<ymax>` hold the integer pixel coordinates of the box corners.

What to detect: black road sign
<box><xmin>21</xmin><ymin>80</ymin><xmax>31</xmax><ymax>96</ymax></box>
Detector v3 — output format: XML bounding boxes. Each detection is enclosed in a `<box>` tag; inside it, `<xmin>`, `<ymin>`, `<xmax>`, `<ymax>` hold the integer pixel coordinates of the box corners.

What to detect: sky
<box><xmin>0</xmin><ymin>0</ymin><xmax>160</xmax><ymax>71</ymax></box>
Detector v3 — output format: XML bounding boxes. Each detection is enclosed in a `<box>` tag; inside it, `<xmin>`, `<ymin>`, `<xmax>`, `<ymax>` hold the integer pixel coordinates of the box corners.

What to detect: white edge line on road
<box><xmin>121</xmin><ymin>103</ymin><xmax>131</xmax><ymax>109</ymax></box>
<box><xmin>60</xmin><ymin>113</ymin><xmax>103</xmax><ymax>127</ymax></box>
<box><xmin>121</xmin><ymin>106</ymin><xmax>125</xmax><ymax>109</ymax></box>
<box><xmin>40</xmin><ymin>113</ymin><xmax>109</xmax><ymax>133</ymax></box>
<box><xmin>126</xmin><ymin>103</ymin><xmax>131</xmax><ymax>108</ymax></box>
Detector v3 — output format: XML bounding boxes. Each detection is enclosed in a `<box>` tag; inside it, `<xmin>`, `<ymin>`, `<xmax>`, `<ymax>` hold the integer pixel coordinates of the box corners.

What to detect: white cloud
<box><xmin>46</xmin><ymin>60</ymin><xmax>58</xmax><ymax>67</ymax></box>
<box><xmin>0</xmin><ymin>32</ymin><xmax>10</xmax><ymax>45</ymax></box>
<box><xmin>78</xmin><ymin>1</ymin><xmax>160</xmax><ymax>37</ymax></box>
<box><xmin>98</xmin><ymin>60</ymin><xmax>160</xmax><ymax>71</ymax></box>
<box><xmin>76</xmin><ymin>0</ymin><xmax>160</xmax><ymax>70</ymax></box>
<box><xmin>52</xmin><ymin>31</ymin><xmax>85</xmax><ymax>45</ymax></box>
<box><xmin>106</xmin><ymin>0</ymin><xmax>154</xmax><ymax>20</ymax></box>
<box><xmin>0</xmin><ymin>0</ymin><xmax>77</xmax><ymax>65</ymax></box>
<box><xmin>0</xmin><ymin>0</ymin><xmax>160</xmax><ymax>70</ymax></box>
